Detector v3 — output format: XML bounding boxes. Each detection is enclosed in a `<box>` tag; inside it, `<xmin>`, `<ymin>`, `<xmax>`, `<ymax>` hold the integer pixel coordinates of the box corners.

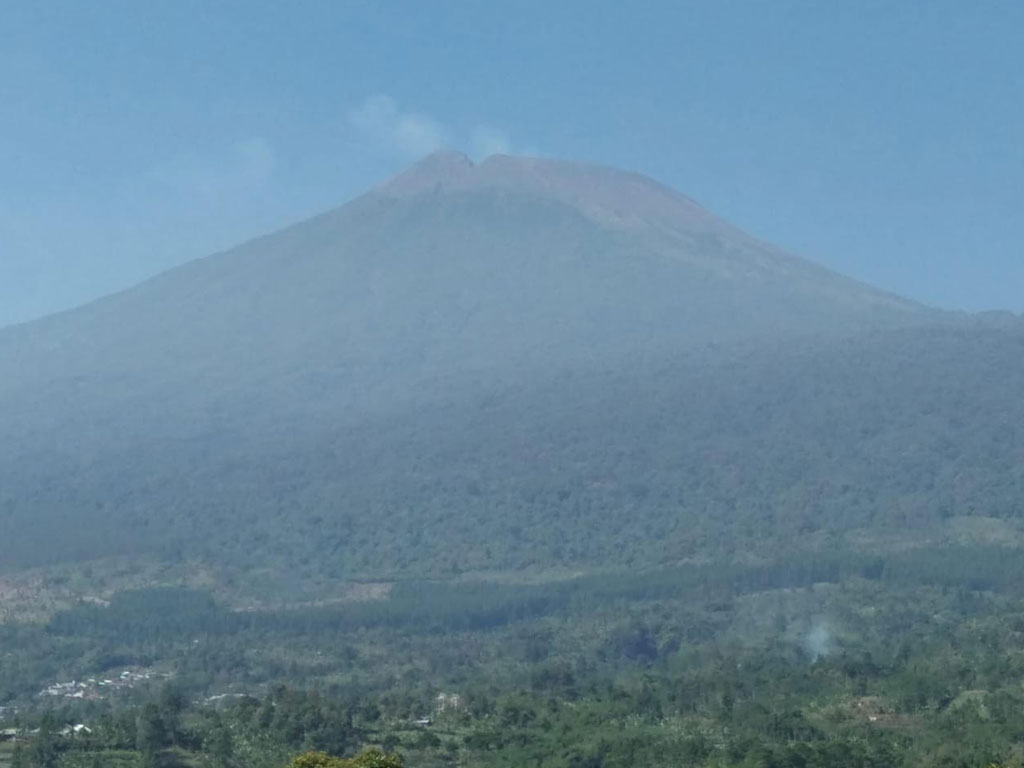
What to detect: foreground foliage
<box><xmin>8</xmin><ymin>546</ymin><xmax>1024</xmax><ymax>766</ymax></box>
<box><xmin>288</xmin><ymin>749</ymin><xmax>404</xmax><ymax>768</ymax></box>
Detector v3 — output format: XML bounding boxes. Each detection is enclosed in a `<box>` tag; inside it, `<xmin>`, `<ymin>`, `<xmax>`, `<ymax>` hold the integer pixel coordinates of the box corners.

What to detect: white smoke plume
<box><xmin>803</xmin><ymin>622</ymin><xmax>832</xmax><ymax>661</ymax></box>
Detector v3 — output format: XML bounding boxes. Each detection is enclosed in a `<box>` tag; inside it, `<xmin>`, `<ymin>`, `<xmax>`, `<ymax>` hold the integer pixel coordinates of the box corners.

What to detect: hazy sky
<box><xmin>2</xmin><ymin>1</ymin><xmax>1022</xmax><ymax>327</ymax></box>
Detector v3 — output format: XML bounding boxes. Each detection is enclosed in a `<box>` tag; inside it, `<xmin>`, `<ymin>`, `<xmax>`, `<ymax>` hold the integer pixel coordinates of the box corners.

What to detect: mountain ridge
<box><xmin>2</xmin><ymin>151</ymin><xmax>926</xmax><ymax>346</ymax></box>
<box><xmin>375</xmin><ymin>151</ymin><xmax>924</xmax><ymax>312</ymax></box>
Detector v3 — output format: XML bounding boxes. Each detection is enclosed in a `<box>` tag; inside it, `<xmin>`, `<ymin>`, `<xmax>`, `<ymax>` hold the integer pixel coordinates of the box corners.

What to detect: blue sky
<box><xmin>1</xmin><ymin>1</ymin><xmax>1022</xmax><ymax>326</ymax></box>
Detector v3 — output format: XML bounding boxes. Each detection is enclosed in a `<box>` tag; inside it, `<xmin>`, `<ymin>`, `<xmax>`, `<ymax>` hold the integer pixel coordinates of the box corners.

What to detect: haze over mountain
<box><xmin>0</xmin><ymin>151</ymin><xmax>924</xmax><ymax>398</ymax></box>
<box><xmin>0</xmin><ymin>153</ymin><xmax>1018</xmax><ymax>583</ymax></box>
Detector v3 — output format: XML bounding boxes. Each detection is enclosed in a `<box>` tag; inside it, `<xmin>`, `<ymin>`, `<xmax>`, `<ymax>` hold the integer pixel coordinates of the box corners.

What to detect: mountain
<box><xmin>0</xmin><ymin>151</ymin><xmax>924</xmax><ymax>402</ymax></box>
<box><xmin>0</xmin><ymin>152</ymin><xmax>1016</xmax><ymax>584</ymax></box>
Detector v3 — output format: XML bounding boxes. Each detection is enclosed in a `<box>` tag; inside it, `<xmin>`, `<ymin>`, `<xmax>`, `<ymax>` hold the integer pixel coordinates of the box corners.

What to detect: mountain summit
<box><xmin>378</xmin><ymin>150</ymin><xmax>919</xmax><ymax>312</ymax></box>
<box><xmin>380</xmin><ymin>150</ymin><xmax>737</xmax><ymax>232</ymax></box>
<box><xmin>0</xmin><ymin>152</ymin><xmax>948</xmax><ymax>572</ymax></box>
<box><xmin>0</xmin><ymin>153</ymin><xmax>926</xmax><ymax>399</ymax></box>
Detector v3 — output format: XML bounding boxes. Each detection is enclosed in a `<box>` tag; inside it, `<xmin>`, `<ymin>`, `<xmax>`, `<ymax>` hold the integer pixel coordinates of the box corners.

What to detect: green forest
<box><xmin>4</xmin><ymin>324</ymin><xmax>1024</xmax><ymax>584</ymax></box>
<box><xmin>5</xmin><ymin>325</ymin><xmax>1024</xmax><ymax>768</ymax></box>
<box><xmin>4</xmin><ymin>544</ymin><xmax>1024</xmax><ymax>767</ymax></box>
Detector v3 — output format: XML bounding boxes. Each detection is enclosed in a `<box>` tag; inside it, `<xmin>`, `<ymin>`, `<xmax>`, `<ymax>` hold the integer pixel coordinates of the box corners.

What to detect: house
<box><xmin>436</xmin><ymin>693</ymin><xmax>462</xmax><ymax>713</ymax></box>
<box><xmin>57</xmin><ymin>724</ymin><xmax>92</xmax><ymax>738</ymax></box>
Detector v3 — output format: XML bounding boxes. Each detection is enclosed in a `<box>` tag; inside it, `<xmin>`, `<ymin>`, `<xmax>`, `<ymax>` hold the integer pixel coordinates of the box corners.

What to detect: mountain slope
<box><xmin>0</xmin><ymin>152</ymin><xmax>924</xmax><ymax>401</ymax></box>
<box><xmin>0</xmin><ymin>152</ymin><xmax>989</xmax><ymax>579</ymax></box>
<box><xmin>4</xmin><ymin>323</ymin><xmax>1024</xmax><ymax>579</ymax></box>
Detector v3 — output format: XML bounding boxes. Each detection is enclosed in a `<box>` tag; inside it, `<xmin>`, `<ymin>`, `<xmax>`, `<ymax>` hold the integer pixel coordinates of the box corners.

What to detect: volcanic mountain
<box><xmin>0</xmin><ymin>152</ymin><xmax>923</xmax><ymax>403</ymax></box>
<box><xmin>1</xmin><ymin>152</ymin><xmax>1018</xmax><ymax>582</ymax></box>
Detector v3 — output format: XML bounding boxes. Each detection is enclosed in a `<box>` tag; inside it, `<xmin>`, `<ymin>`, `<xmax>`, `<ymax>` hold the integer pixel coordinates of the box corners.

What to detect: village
<box><xmin>37</xmin><ymin>668</ymin><xmax>170</xmax><ymax>701</ymax></box>
<box><xmin>1</xmin><ymin>722</ymin><xmax>92</xmax><ymax>743</ymax></box>
<box><xmin>0</xmin><ymin>670</ymin><xmax>171</xmax><ymax>750</ymax></box>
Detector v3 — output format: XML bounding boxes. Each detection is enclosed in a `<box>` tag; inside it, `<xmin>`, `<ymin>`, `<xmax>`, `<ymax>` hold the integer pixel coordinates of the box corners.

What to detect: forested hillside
<box><xmin>0</xmin><ymin>152</ymin><xmax>973</xmax><ymax>579</ymax></box>
<box><xmin>2</xmin><ymin>321</ymin><xmax>1022</xmax><ymax>580</ymax></box>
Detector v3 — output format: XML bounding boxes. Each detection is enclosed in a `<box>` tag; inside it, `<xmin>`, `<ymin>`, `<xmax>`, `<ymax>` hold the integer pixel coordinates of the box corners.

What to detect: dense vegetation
<box><xmin>2</xmin><ymin>155</ymin><xmax>1023</xmax><ymax>767</ymax></box>
<box><xmin>3</xmin><ymin>323</ymin><xmax>1024</xmax><ymax>585</ymax></box>
<box><xmin>0</xmin><ymin>156</ymin><xmax>934</xmax><ymax>577</ymax></box>
<box><xmin>4</xmin><ymin>545</ymin><xmax>1024</xmax><ymax>766</ymax></box>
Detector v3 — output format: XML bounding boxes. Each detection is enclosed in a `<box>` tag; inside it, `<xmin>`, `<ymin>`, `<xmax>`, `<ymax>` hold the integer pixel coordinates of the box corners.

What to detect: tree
<box><xmin>287</xmin><ymin>748</ymin><xmax>404</xmax><ymax>768</ymax></box>
<box><xmin>207</xmin><ymin>721</ymin><xmax>234</xmax><ymax>768</ymax></box>
<box><xmin>157</xmin><ymin>684</ymin><xmax>187</xmax><ymax>746</ymax></box>
<box><xmin>28</xmin><ymin>713</ymin><xmax>59</xmax><ymax>768</ymax></box>
<box><xmin>136</xmin><ymin>703</ymin><xmax>167</xmax><ymax>768</ymax></box>
<box><xmin>10</xmin><ymin>743</ymin><xmax>26</xmax><ymax>768</ymax></box>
